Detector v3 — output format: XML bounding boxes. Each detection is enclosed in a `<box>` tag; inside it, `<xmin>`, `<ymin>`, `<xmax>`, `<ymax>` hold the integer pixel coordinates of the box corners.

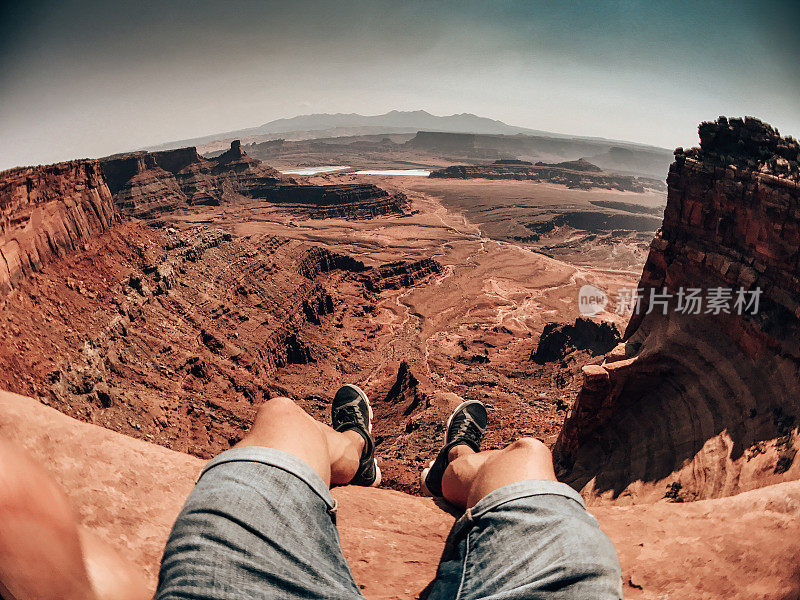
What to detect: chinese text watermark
<box><xmin>579</xmin><ymin>285</ymin><xmax>762</xmax><ymax>316</ymax></box>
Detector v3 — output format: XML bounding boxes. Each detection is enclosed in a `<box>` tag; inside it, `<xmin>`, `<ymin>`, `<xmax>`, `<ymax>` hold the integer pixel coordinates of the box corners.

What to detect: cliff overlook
<box><xmin>555</xmin><ymin>117</ymin><xmax>800</xmax><ymax>503</ymax></box>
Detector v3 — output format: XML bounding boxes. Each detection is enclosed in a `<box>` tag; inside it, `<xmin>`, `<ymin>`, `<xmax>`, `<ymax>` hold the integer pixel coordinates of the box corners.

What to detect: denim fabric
<box><xmin>157</xmin><ymin>448</ymin><xmax>621</xmax><ymax>599</ymax></box>
<box><xmin>157</xmin><ymin>447</ymin><xmax>364</xmax><ymax>599</ymax></box>
<box><xmin>427</xmin><ymin>480</ymin><xmax>622</xmax><ymax>600</ymax></box>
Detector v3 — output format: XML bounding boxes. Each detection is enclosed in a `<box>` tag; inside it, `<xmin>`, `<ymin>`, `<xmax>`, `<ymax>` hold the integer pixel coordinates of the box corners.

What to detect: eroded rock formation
<box><xmin>384</xmin><ymin>361</ymin><xmax>428</xmax><ymax>417</ymax></box>
<box><xmin>0</xmin><ymin>222</ymin><xmax>377</xmax><ymax>457</ymax></box>
<box><xmin>100</xmin><ymin>142</ymin><xmax>284</xmax><ymax>218</ymax></box>
<box><xmin>0</xmin><ymin>160</ymin><xmax>118</xmax><ymax>295</ymax></box>
<box><xmin>555</xmin><ymin>117</ymin><xmax>800</xmax><ymax>503</ymax></box>
<box><xmin>430</xmin><ymin>162</ymin><xmax>664</xmax><ymax>192</ymax></box>
<box><xmin>361</xmin><ymin>258</ymin><xmax>441</xmax><ymax>292</ymax></box>
<box><xmin>531</xmin><ymin>318</ymin><xmax>620</xmax><ymax>364</ymax></box>
<box><xmin>101</xmin><ymin>141</ymin><xmax>408</xmax><ymax>220</ymax></box>
<box><xmin>261</xmin><ymin>183</ymin><xmax>409</xmax><ymax>219</ymax></box>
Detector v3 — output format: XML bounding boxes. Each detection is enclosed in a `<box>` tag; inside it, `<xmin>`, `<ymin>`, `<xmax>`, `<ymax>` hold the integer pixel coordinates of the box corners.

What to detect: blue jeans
<box><xmin>157</xmin><ymin>447</ymin><xmax>621</xmax><ymax>599</ymax></box>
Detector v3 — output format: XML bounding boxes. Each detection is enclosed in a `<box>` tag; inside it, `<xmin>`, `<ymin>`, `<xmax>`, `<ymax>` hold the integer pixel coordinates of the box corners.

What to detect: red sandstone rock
<box><xmin>0</xmin><ymin>160</ymin><xmax>118</xmax><ymax>295</ymax></box>
<box><xmin>100</xmin><ymin>142</ymin><xmax>284</xmax><ymax>218</ymax></box>
<box><xmin>100</xmin><ymin>142</ymin><xmax>407</xmax><ymax>220</ymax></box>
<box><xmin>361</xmin><ymin>258</ymin><xmax>441</xmax><ymax>292</ymax></box>
<box><xmin>3</xmin><ymin>389</ymin><xmax>799</xmax><ymax>599</ymax></box>
<box><xmin>555</xmin><ymin>119</ymin><xmax>800</xmax><ymax>503</ymax></box>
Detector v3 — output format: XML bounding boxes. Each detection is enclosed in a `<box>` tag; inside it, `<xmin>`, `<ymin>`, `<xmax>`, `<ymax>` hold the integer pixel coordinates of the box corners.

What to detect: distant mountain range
<box><xmin>143</xmin><ymin>110</ymin><xmax>668</xmax><ymax>153</ymax></box>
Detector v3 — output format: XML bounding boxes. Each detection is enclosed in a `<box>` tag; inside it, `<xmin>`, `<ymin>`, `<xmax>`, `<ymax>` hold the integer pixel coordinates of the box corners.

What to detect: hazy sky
<box><xmin>2</xmin><ymin>0</ymin><xmax>798</xmax><ymax>170</ymax></box>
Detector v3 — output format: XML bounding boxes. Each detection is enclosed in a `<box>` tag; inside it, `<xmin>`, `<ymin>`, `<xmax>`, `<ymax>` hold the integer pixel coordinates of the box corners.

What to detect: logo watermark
<box><xmin>578</xmin><ymin>284</ymin><xmax>608</xmax><ymax>316</ymax></box>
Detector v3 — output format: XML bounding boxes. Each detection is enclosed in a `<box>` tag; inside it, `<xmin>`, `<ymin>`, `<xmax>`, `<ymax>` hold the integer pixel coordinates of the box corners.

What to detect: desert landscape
<box><xmin>3</xmin><ymin>114</ymin><xmax>800</xmax><ymax>598</ymax></box>
<box><xmin>2</xmin><ymin>2</ymin><xmax>799</xmax><ymax>599</ymax></box>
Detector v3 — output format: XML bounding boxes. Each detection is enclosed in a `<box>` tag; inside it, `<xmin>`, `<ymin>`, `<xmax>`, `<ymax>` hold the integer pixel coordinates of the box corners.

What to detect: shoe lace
<box><xmin>452</xmin><ymin>413</ymin><xmax>483</xmax><ymax>442</ymax></box>
<box><xmin>336</xmin><ymin>405</ymin><xmax>364</xmax><ymax>428</ymax></box>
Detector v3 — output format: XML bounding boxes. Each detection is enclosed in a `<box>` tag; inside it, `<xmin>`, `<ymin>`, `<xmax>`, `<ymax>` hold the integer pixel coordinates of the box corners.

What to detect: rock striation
<box><xmin>101</xmin><ymin>141</ymin><xmax>407</xmax><ymax>220</ymax></box>
<box><xmin>260</xmin><ymin>184</ymin><xmax>409</xmax><ymax>219</ymax></box>
<box><xmin>361</xmin><ymin>258</ymin><xmax>442</xmax><ymax>292</ymax></box>
<box><xmin>0</xmin><ymin>214</ymin><xmax>442</xmax><ymax>462</ymax></box>
<box><xmin>0</xmin><ymin>160</ymin><xmax>118</xmax><ymax>295</ymax></box>
<box><xmin>555</xmin><ymin>118</ymin><xmax>800</xmax><ymax>503</ymax></box>
<box><xmin>430</xmin><ymin>162</ymin><xmax>664</xmax><ymax>192</ymax></box>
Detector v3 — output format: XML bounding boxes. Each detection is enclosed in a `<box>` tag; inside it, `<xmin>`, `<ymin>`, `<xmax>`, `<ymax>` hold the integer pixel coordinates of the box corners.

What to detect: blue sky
<box><xmin>1</xmin><ymin>0</ymin><xmax>798</xmax><ymax>169</ymax></box>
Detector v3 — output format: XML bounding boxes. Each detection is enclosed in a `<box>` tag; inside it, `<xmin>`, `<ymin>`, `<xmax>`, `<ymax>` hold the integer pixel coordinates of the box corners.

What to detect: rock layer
<box><xmin>101</xmin><ymin>141</ymin><xmax>407</xmax><ymax>220</ymax></box>
<box><xmin>430</xmin><ymin>163</ymin><xmax>664</xmax><ymax>192</ymax></box>
<box><xmin>0</xmin><ymin>160</ymin><xmax>118</xmax><ymax>295</ymax></box>
<box><xmin>260</xmin><ymin>183</ymin><xmax>409</xmax><ymax>219</ymax></box>
<box><xmin>100</xmin><ymin>142</ymin><xmax>284</xmax><ymax>218</ymax></box>
<box><xmin>361</xmin><ymin>258</ymin><xmax>442</xmax><ymax>292</ymax></box>
<box><xmin>555</xmin><ymin>118</ymin><xmax>800</xmax><ymax>503</ymax></box>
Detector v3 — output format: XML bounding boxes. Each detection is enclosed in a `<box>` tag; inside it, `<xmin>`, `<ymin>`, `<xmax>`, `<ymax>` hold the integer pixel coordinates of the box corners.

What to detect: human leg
<box><xmin>441</xmin><ymin>437</ymin><xmax>557</xmax><ymax>509</ymax></box>
<box><xmin>423</xmin><ymin>403</ymin><xmax>622</xmax><ymax>599</ymax></box>
<box><xmin>0</xmin><ymin>440</ymin><xmax>148</xmax><ymax>600</ymax></box>
<box><xmin>157</xmin><ymin>387</ymin><xmax>378</xmax><ymax>600</ymax></box>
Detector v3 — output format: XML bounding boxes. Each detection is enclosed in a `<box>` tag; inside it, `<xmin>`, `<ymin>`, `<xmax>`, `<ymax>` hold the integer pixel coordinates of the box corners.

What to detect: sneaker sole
<box><xmin>420</xmin><ymin>399</ymin><xmax>486</xmax><ymax>496</ymax></box>
<box><xmin>420</xmin><ymin>461</ymin><xmax>435</xmax><ymax>496</ymax></box>
<box><xmin>371</xmin><ymin>464</ymin><xmax>382</xmax><ymax>488</ymax></box>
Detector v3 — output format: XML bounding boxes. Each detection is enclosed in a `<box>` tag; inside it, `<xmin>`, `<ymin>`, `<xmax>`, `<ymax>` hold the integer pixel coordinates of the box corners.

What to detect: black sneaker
<box><xmin>421</xmin><ymin>400</ymin><xmax>488</xmax><ymax>497</ymax></box>
<box><xmin>331</xmin><ymin>384</ymin><xmax>381</xmax><ymax>487</ymax></box>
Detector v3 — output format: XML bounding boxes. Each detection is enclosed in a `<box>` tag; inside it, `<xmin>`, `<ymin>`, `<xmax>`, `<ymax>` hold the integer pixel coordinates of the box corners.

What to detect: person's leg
<box><xmin>0</xmin><ymin>440</ymin><xmax>149</xmax><ymax>600</ymax></box>
<box><xmin>423</xmin><ymin>403</ymin><xmax>622</xmax><ymax>600</ymax></box>
<box><xmin>235</xmin><ymin>395</ymin><xmax>365</xmax><ymax>486</ymax></box>
<box><xmin>441</xmin><ymin>437</ymin><xmax>557</xmax><ymax>509</ymax></box>
<box><xmin>158</xmin><ymin>386</ymin><xmax>378</xmax><ymax>600</ymax></box>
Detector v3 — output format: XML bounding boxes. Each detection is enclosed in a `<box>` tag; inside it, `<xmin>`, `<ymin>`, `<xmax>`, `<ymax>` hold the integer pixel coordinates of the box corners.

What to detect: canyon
<box><xmin>1</xmin><ymin>116</ymin><xmax>799</xmax><ymax>599</ymax></box>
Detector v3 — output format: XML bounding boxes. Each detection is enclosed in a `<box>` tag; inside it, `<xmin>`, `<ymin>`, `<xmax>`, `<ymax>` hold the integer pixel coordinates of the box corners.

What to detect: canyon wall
<box><xmin>554</xmin><ymin>117</ymin><xmax>800</xmax><ymax>503</ymax></box>
<box><xmin>100</xmin><ymin>141</ymin><xmax>284</xmax><ymax>218</ymax></box>
<box><xmin>0</xmin><ymin>160</ymin><xmax>118</xmax><ymax>295</ymax></box>
<box><xmin>102</xmin><ymin>141</ymin><xmax>407</xmax><ymax>220</ymax></box>
<box><xmin>261</xmin><ymin>184</ymin><xmax>409</xmax><ymax>219</ymax></box>
<box><xmin>430</xmin><ymin>162</ymin><xmax>663</xmax><ymax>192</ymax></box>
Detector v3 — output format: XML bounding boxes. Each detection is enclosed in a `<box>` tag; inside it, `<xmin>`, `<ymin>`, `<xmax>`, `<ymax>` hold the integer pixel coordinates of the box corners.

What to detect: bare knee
<box><xmin>505</xmin><ymin>437</ymin><xmax>554</xmax><ymax>469</ymax></box>
<box><xmin>254</xmin><ymin>396</ymin><xmax>298</xmax><ymax>424</ymax></box>
<box><xmin>239</xmin><ymin>396</ymin><xmax>321</xmax><ymax>451</ymax></box>
<box><xmin>507</xmin><ymin>437</ymin><xmax>551</xmax><ymax>455</ymax></box>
